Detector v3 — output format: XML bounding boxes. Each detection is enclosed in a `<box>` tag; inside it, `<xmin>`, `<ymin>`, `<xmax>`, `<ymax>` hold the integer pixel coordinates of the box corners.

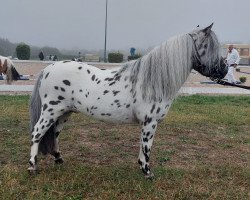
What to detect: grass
<box><xmin>0</xmin><ymin>95</ymin><xmax>249</xmax><ymax>199</ymax></box>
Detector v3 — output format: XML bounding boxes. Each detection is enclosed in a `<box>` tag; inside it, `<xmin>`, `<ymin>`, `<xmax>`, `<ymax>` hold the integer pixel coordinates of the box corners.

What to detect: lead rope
<box><xmin>210</xmin><ymin>78</ymin><xmax>250</xmax><ymax>90</ymax></box>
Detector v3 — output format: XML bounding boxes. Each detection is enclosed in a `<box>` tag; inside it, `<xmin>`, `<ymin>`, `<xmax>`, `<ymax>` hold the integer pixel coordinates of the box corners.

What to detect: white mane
<box><xmin>120</xmin><ymin>34</ymin><xmax>194</xmax><ymax>101</ymax></box>
<box><xmin>118</xmin><ymin>30</ymin><xmax>221</xmax><ymax>102</ymax></box>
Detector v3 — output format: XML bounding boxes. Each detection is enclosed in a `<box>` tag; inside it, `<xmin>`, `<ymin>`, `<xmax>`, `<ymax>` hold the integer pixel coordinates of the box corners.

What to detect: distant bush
<box><xmin>239</xmin><ymin>76</ymin><xmax>247</xmax><ymax>83</ymax></box>
<box><xmin>108</xmin><ymin>52</ymin><xmax>123</xmax><ymax>63</ymax></box>
<box><xmin>16</xmin><ymin>43</ymin><xmax>30</xmax><ymax>60</ymax></box>
<box><xmin>128</xmin><ymin>54</ymin><xmax>141</xmax><ymax>61</ymax></box>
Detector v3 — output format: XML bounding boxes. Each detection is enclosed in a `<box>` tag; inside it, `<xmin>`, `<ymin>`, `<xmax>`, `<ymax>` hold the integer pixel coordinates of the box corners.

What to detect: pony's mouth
<box><xmin>210</xmin><ymin>59</ymin><xmax>228</xmax><ymax>80</ymax></box>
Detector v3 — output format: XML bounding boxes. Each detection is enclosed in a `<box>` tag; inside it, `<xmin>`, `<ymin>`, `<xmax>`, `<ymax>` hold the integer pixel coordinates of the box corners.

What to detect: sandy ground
<box><xmin>0</xmin><ymin>60</ymin><xmax>250</xmax><ymax>89</ymax></box>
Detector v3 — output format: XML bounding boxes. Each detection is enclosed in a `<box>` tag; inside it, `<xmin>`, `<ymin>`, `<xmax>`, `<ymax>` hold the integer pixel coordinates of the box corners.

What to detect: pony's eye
<box><xmin>201</xmin><ymin>50</ymin><xmax>206</xmax><ymax>57</ymax></box>
<box><xmin>204</xmin><ymin>44</ymin><xmax>208</xmax><ymax>49</ymax></box>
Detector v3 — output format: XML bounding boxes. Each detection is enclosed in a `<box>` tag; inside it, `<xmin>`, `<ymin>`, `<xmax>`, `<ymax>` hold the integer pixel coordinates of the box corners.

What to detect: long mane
<box><xmin>118</xmin><ymin>30</ymin><xmax>221</xmax><ymax>101</ymax></box>
<box><xmin>119</xmin><ymin>34</ymin><xmax>194</xmax><ymax>101</ymax></box>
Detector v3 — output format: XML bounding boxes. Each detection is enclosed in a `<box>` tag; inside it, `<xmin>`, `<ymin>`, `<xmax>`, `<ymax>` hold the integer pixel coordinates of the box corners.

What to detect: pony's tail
<box><xmin>6</xmin><ymin>64</ymin><xmax>20</xmax><ymax>84</ymax></box>
<box><xmin>29</xmin><ymin>71</ymin><xmax>56</xmax><ymax>155</ymax></box>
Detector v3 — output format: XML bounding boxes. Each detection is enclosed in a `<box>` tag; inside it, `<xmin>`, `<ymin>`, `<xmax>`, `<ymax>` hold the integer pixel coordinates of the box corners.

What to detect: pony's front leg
<box><xmin>138</xmin><ymin>120</ymin><xmax>158</xmax><ymax>178</ymax></box>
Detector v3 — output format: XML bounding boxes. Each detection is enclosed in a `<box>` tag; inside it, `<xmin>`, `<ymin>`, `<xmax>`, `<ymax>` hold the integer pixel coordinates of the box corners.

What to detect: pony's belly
<box><xmin>80</xmin><ymin>106</ymin><xmax>137</xmax><ymax>124</ymax></box>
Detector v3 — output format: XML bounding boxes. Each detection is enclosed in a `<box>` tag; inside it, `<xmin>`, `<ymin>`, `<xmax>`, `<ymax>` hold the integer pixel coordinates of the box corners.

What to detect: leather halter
<box><xmin>188</xmin><ymin>33</ymin><xmax>208</xmax><ymax>73</ymax></box>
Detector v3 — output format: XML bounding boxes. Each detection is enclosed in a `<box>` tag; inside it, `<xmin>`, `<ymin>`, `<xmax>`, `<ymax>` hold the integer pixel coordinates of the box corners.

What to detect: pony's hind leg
<box><xmin>51</xmin><ymin>112</ymin><xmax>72</xmax><ymax>164</ymax></box>
<box><xmin>138</xmin><ymin>119</ymin><xmax>158</xmax><ymax>178</ymax></box>
<box><xmin>28</xmin><ymin>111</ymin><xmax>62</xmax><ymax>173</ymax></box>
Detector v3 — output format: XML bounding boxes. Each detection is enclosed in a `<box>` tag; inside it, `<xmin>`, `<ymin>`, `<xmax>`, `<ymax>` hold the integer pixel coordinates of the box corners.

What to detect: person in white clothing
<box><xmin>225</xmin><ymin>45</ymin><xmax>240</xmax><ymax>84</ymax></box>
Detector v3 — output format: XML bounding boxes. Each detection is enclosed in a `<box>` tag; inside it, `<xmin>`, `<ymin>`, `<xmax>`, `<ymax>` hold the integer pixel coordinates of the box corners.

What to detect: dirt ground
<box><xmin>1</xmin><ymin>61</ymin><xmax>250</xmax><ymax>89</ymax></box>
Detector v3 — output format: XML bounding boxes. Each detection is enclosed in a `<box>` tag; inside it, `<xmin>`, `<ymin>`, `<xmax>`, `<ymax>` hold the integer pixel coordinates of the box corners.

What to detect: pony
<box><xmin>28</xmin><ymin>24</ymin><xmax>228</xmax><ymax>178</ymax></box>
<box><xmin>0</xmin><ymin>56</ymin><xmax>20</xmax><ymax>84</ymax></box>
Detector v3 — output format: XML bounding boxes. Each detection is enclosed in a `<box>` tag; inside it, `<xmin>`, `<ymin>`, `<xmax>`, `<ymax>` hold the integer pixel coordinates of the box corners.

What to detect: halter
<box><xmin>188</xmin><ymin>33</ymin><xmax>206</xmax><ymax>72</ymax></box>
<box><xmin>188</xmin><ymin>34</ymin><xmax>250</xmax><ymax>90</ymax></box>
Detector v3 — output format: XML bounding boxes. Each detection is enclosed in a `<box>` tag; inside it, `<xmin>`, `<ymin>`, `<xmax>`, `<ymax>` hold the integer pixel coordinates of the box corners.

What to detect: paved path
<box><xmin>0</xmin><ymin>85</ymin><xmax>249</xmax><ymax>95</ymax></box>
<box><xmin>179</xmin><ymin>87</ymin><xmax>250</xmax><ymax>95</ymax></box>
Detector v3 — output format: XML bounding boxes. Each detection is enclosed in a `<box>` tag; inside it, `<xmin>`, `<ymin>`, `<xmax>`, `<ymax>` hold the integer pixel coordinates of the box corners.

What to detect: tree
<box><xmin>16</xmin><ymin>43</ymin><xmax>31</xmax><ymax>60</ymax></box>
<box><xmin>108</xmin><ymin>52</ymin><xmax>123</xmax><ymax>63</ymax></box>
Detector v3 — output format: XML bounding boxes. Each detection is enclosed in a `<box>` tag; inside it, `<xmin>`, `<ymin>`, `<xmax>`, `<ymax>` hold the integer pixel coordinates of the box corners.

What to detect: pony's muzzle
<box><xmin>210</xmin><ymin>58</ymin><xmax>228</xmax><ymax>80</ymax></box>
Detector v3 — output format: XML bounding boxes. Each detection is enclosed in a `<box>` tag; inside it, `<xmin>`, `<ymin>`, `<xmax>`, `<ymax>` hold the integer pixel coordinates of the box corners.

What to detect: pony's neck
<box><xmin>118</xmin><ymin>34</ymin><xmax>194</xmax><ymax>102</ymax></box>
<box><xmin>137</xmin><ymin>34</ymin><xmax>193</xmax><ymax>101</ymax></box>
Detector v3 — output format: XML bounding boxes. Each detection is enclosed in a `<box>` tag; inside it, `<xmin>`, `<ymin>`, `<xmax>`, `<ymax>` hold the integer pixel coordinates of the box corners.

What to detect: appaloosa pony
<box><xmin>28</xmin><ymin>24</ymin><xmax>228</xmax><ymax>177</ymax></box>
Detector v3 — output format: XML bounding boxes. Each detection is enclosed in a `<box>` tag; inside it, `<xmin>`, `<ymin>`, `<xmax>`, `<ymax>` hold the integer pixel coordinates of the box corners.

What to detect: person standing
<box><xmin>38</xmin><ymin>51</ymin><xmax>44</xmax><ymax>61</ymax></box>
<box><xmin>225</xmin><ymin>45</ymin><xmax>240</xmax><ymax>84</ymax></box>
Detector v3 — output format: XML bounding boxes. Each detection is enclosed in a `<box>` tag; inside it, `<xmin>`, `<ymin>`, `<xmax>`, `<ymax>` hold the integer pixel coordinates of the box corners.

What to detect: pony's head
<box><xmin>189</xmin><ymin>23</ymin><xmax>228</xmax><ymax>79</ymax></box>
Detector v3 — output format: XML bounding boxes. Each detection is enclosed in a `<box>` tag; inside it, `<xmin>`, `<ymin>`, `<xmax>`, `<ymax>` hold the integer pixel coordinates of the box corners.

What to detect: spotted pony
<box><xmin>0</xmin><ymin>56</ymin><xmax>20</xmax><ymax>84</ymax></box>
<box><xmin>28</xmin><ymin>24</ymin><xmax>228</xmax><ymax>178</ymax></box>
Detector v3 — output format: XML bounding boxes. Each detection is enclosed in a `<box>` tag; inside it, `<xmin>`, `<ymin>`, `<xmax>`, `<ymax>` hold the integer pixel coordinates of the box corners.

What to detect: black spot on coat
<box><xmin>103</xmin><ymin>90</ymin><xmax>109</xmax><ymax>95</ymax></box>
<box><xmin>45</xmin><ymin>72</ymin><xmax>50</xmax><ymax>79</ymax></box>
<box><xmin>150</xmin><ymin>104</ymin><xmax>156</xmax><ymax>113</ymax></box>
<box><xmin>49</xmin><ymin>101</ymin><xmax>60</xmax><ymax>105</ymax></box>
<box><xmin>63</xmin><ymin>80</ymin><xmax>71</xmax><ymax>86</ymax></box>
<box><xmin>156</xmin><ymin>107</ymin><xmax>161</xmax><ymax>114</ymax></box>
<box><xmin>109</xmin><ymin>82</ymin><xmax>116</xmax><ymax>86</ymax></box>
<box><xmin>112</xmin><ymin>90</ymin><xmax>120</xmax><ymax>96</ymax></box>
<box><xmin>61</xmin><ymin>87</ymin><xmax>66</xmax><ymax>92</ymax></box>
<box><xmin>43</xmin><ymin>104</ymin><xmax>48</xmax><ymax>111</ymax></box>
<box><xmin>39</xmin><ymin>118</ymin><xmax>44</xmax><ymax>124</ymax></box>
<box><xmin>58</xmin><ymin>96</ymin><xmax>65</xmax><ymax>100</ymax></box>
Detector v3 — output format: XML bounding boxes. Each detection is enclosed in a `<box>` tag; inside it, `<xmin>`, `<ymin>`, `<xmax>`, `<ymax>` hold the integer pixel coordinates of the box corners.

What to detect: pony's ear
<box><xmin>202</xmin><ymin>23</ymin><xmax>214</xmax><ymax>35</ymax></box>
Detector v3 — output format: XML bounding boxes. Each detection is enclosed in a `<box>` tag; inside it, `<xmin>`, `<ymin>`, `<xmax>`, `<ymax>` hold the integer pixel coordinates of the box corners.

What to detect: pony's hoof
<box><xmin>28</xmin><ymin>167</ymin><xmax>38</xmax><ymax>175</ymax></box>
<box><xmin>145</xmin><ymin>172</ymin><xmax>154</xmax><ymax>180</ymax></box>
<box><xmin>55</xmin><ymin>158</ymin><xmax>64</xmax><ymax>164</ymax></box>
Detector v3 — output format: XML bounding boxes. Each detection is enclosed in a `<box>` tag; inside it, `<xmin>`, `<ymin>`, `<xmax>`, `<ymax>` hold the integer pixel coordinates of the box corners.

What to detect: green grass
<box><xmin>0</xmin><ymin>95</ymin><xmax>249</xmax><ymax>199</ymax></box>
